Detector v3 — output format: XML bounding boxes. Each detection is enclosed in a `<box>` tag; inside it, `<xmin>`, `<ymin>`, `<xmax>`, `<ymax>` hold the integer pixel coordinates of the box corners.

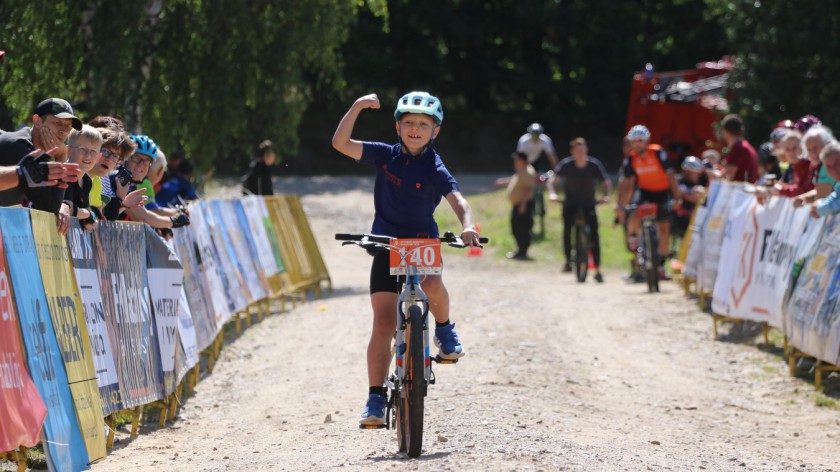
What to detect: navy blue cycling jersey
<box><xmin>360</xmin><ymin>142</ymin><xmax>459</xmax><ymax>238</ymax></box>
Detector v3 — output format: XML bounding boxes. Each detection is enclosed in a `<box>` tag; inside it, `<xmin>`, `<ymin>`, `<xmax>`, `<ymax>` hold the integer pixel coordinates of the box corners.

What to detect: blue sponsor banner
<box><xmin>0</xmin><ymin>208</ymin><xmax>90</xmax><ymax>471</ymax></box>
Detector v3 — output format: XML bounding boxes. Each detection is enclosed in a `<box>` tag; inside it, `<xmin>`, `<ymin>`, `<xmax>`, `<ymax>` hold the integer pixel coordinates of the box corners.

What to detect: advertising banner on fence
<box><xmin>94</xmin><ymin>221</ymin><xmax>163</xmax><ymax>408</ymax></box>
<box><xmin>202</xmin><ymin>201</ymin><xmax>248</xmax><ymax>312</ymax></box>
<box><xmin>191</xmin><ymin>202</ymin><xmax>238</xmax><ymax>321</ymax></box>
<box><xmin>66</xmin><ymin>220</ymin><xmax>122</xmax><ymax>415</ymax></box>
<box><xmin>145</xmin><ymin>228</ymin><xmax>185</xmax><ymax>396</ymax></box>
<box><xmin>240</xmin><ymin>197</ymin><xmax>280</xmax><ymax>279</ymax></box>
<box><xmin>31</xmin><ymin>211</ymin><xmax>106</xmax><ymax>463</ymax></box>
<box><xmin>728</xmin><ymin>199</ymin><xmax>810</xmax><ymax>326</ymax></box>
<box><xmin>235</xmin><ymin>198</ymin><xmax>273</xmax><ymax>291</ymax></box>
<box><xmin>785</xmin><ymin>214</ymin><xmax>840</xmax><ymax>364</ymax></box>
<box><xmin>0</xmin><ymin>208</ymin><xmax>90</xmax><ymax>471</ymax></box>
<box><xmin>684</xmin><ymin>180</ymin><xmax>722</xmax><ymax>279</ymax></box>
<box><xmin>698</xmin><ymin>182</ymin><xmax>736</xmax><ymax>293</ymax></box>
<box><xmin>215</xmin><ymin>199</ymin><xmax>266</xmax><ymax>303</ymax></box>
<box><xmin>171</xmin><ymin>226</ymin><xmax>218</xmax><ymax>351</ymax></box>
<box><xmin>259</xmin><ymin>198</ymin><xmax>287</xmax><ymax>278</ymax></box>
<box><xmin>712</xmin><ymin>188</ymin><xmax>753</xmax><ymax>316</ymax></box>
<box><xmin>0</xmin><ymin>225</ymin><xmax>47</xmax><ymax>452</ymax></box>
<box><xmin>175</xmin><ymin>287</ymin><xmax>198</xmax><ymax>384</ymax></box>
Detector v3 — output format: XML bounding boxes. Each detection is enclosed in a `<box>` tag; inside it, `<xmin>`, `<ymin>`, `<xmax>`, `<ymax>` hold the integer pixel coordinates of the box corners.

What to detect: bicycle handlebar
<box><xmin>335</xmin><ymin>232</ymin><xmax>489</xmax><ymax>249</ymax></box>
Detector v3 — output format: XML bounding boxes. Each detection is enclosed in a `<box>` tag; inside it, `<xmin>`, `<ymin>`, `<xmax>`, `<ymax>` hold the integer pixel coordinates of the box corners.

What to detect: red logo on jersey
<box><xmin>416</xmin><ymin>183</ymin><xmax>421</xmax><ymax>189</ymax></box>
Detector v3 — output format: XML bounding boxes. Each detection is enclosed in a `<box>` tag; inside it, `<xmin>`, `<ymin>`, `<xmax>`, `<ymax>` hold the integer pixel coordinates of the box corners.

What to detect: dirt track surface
<box><xmin>92</xmin><ymin>176</ymin><xmax>840</xmax><ymax>472</ymax></box>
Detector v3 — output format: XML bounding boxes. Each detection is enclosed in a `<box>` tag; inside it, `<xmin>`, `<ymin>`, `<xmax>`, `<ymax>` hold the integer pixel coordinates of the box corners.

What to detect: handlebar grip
<box><xmin>334</xmin><ymin>233</ymin><xmax>356</xmax><ymax>241</ymax></box>
<box><xmin>478</xmin><ymin>237</ymin><xmax>489</xmax><ymax>244</ymax></box>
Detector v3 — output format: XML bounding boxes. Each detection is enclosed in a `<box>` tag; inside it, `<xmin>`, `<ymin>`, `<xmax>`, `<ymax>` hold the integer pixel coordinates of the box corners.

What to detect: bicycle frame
<box><xmin>390</xmin><ymin>263</ymin><xmax>432</xmax><ymax>403</ymax></box>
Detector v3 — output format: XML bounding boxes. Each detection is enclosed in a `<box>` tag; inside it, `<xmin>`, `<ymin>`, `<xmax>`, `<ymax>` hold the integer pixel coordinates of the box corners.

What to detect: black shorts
<box><xmin>370</xmin><ymin>250</ymin><xmax>406</xmax><ymax>294</ymax></box>
<box><xmin>369</xmin><ymin>250</ymin><xmax>444</xmax><ymax>294</ymax></box>
<box><xmin>636</xmin><ymin>190</ymin><xmax>671</xmax><ymax>221</ymax></box>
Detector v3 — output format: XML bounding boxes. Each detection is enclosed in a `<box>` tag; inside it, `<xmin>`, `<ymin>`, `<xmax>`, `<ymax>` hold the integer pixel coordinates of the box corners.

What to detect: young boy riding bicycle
<box><xmin>332</xmin><ymin>91</ymin><xmax>481</xmax><ymax>426</ymax></box>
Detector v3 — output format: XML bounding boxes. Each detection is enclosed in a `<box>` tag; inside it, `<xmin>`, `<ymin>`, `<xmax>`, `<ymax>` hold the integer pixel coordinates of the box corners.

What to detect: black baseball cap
<box><xmin>34</xmin><ymin>98</ymin><xmax>82</xmax><ymax>130</ymax></box>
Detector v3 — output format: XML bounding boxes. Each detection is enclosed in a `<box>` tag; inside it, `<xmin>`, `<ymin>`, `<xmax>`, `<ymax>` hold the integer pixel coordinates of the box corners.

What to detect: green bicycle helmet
<box><xmin>129</xmin><ymin>134</ymin><xmax>158</xmax><ymax>159</ymax></box>
<box><xmin>394</xmin><ymin>91</ymin><xmax>444</xmax><ymax>125</ymax></box>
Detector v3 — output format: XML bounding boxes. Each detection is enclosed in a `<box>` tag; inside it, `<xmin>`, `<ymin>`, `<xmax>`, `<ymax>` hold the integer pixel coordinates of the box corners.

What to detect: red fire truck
<box><xmin>625</xmin><ymin>57</ymin><xmax>732</xmax><ymax>162</ymax></box>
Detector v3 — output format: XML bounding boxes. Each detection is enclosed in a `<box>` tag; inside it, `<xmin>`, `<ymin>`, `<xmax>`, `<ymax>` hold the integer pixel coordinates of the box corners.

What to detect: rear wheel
<box><xmin>397</xmin><ymin>305</ymin><xmax>425</xmax><ymax>457</ymax></box>
<box><xmin>574</xmin><ymin>224</ymin><xmax>588</xmax><ymax>283</ymax></box>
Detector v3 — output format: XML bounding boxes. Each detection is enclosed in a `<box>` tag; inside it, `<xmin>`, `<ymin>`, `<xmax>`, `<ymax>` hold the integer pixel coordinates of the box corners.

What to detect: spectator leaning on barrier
<box><xmin>810</xmin><ymin>142</ymin><xmax>840</xmax><ymax>218</ymax></box>
<box><xmin>720</xmin><ymin>114</ymin><xmax>759</xmax><ymax>183</ymax></box>
<box><xmin>134</xmin><ymin>148</ymin><xmax>184</xmax><ymax>219</ymax></box>
<box><xmin>755</xmin><ymin>142</ymin><xmax>782</xmax><ymax>186</ymax></box>
<box><xmin>803</xmin><ymin>125</ymin><xmax>837</xmax><ymax>198</ymax></box>
<box><xmin>148</xmin><ymin>148</ymin><xmax>168</xmax><ymax>189</ymax></box>
<box><xmin>63</xmin><ymin>125</ymin><xmax>103</xmax><ymax>229</ymax></box>
<box><xmin>242</xmin><ymin>139</ymin><xmax>276</xmax><ymax>196</ymax></box>
<box><xmin>0</xmin><ymin>98</ymin><xmax>83</xmax><ymax>215</ymax></box>
<box><xmin>772</xmin><ymin>131</ymin><xmax>815</xmax><ymax>198</ymax></box>
<box><xmin>120</xmin><ymin>135</ymin><xmax>189</xmax><ymax>229</ymax></box>
<box><xmin>93</xmin><ymin>127</ymin><xmax>146</xmax><ymax>220</ymax></box>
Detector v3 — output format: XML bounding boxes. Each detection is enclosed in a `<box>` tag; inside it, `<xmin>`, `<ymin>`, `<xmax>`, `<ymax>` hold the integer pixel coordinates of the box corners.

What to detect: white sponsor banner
<box><xmin>711</xmin><ymin>188</ymin><xmax>753</xmax><ymax>315</ymax></box>
<box><xmin>146</xmin><ymin>229</ymin><xmax>184</xmax><ymax>396</ymax></box>
<box><xmin>727</xmin><ymin>199</ymin><xmax>807</xmax><ymax>326</ymax></box>
<box><xmin>175</xmin><ymin>288</ymin><xmax>198</xmax><ymax>384</ymax></box>
<box><xmin>698</xmin><ymin>182</ymin><xmax>737</xmax><ymax>292</ymax></box>
<box><xmin>216</xmin><ymin>200</ymin><xmax>267</xmax><ymax>303</ymax></box>
<box><xmin>190</xmin><ymin>203</ymin><xmax>233</xmax><ymax>324</ymax></box>
<box><xmin>785</xmin><ymin>214</ymin><xmax>840</xmax><ymax>364</ymax></box>
<box><xmin>204</xmin><ymin>201</ymin><xmax>248</xmax><ymax>313</ymax></box>
<box><xmin>684</xmin><ymin>180</ymin><xmax>722</xmax><ymax>279</ymax></box>
<box><xmin>241</xmin><ymin>196</ymin><xmax>280</xmax><ymax>277</ymax></box>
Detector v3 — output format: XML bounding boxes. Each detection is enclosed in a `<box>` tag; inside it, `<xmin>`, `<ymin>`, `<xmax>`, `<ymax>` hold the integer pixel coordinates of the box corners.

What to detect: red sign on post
<box><xmin>388</xmin><ymin>239</ymin><xmax>443</xmax><ymax>275</ymax></box>
<box><xmin>0</xmin><ymin>227</ymin><xmax>48</xmax><ymax>452</ymax></box>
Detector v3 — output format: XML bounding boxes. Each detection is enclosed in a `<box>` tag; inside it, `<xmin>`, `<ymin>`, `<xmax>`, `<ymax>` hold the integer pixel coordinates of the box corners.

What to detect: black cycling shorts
<box><xmin>370</xmin><ymin>250</ymin><xmax>405</xmax><ymax>294</ymax></box>
<box><xmin>636</xmin><ymin>190</ymin><xmax>671</xmax><ymax>221</ymax></box>
<box><xmin>369</xmin><ymin>250</ymin><xmax>443</xmax><ymax>294</ymax></box>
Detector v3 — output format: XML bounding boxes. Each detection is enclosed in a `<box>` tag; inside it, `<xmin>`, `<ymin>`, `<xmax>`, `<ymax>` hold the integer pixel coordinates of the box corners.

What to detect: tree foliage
<box><xmin>0</xmin><ymin>0</ymin><xmax>362</xmax><ymax>170</ymax></box>
<box><xmin>706</xmin><ymin>0</ymin><xmax>840</xmax><ymax>142</ymax></box>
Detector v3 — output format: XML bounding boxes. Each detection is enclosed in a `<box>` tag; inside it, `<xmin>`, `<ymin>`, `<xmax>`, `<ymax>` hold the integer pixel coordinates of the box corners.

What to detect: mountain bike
<box><xmin>626</xmin><ymin>203</ymin><xmax>661</xmax><ymax>293</ymax></box>
<box><xmin>335</xmin><ymin>232</ymin><xmax>488</xmax><ymax>458</ymax></box>
<box><xmin>563</xmin><ymin>201</ymin><xmax>605</xmax><ymax>283</ymax></box>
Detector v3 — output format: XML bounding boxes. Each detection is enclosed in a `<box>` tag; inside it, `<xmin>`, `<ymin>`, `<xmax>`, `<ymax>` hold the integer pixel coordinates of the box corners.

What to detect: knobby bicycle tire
<box><xmin>643</xmin><ymin>224</ymin><xmax>659</xmax><ymax>293</ymax></box>
<box><xmin>575</xmin><ymin>224</ymin><xmax>588</xmax><ymax>283</ymax></box>
<box><xmin>401</xmin><ymin>304</ymin><xmax>425</xmax><ymax>457</ymax></box>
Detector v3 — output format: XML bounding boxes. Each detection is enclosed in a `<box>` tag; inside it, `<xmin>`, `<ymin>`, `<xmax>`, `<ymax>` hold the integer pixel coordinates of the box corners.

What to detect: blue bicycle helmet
<box><xmin>394</xmin><ymin>91</ymin><xmax>444</xmax><ymax>125</ymax></box>
<box><xmin>130</xmin><ymin>134</ymin><xmax>158</xmax><ymax>159</ymax></box>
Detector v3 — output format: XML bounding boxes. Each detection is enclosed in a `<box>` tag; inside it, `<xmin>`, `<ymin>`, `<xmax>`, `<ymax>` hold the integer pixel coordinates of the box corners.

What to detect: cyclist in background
<box><xmin>672</xmin><ymin>156</ymin><xmax>708</xmax><ymax>238</ymax></box>
<box><xmin>517</xmin><ymin>123</ymin><xmax>559</xmax><ymax>237</ymax></box>
<box><xmin>548</xmin><ymin>137</ymin><xmax>611</xmax><ymax>282</ymax></box>
<box><xmin>617</xmin><ymin>125</ymin><xmax>680</xmax><ymax>280</ymax></box>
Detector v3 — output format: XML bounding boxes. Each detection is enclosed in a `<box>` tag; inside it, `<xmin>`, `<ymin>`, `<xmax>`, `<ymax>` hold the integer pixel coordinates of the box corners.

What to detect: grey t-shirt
<box><xmin>553</xmin><ymin>156</ymin><xmax>610</xmax><ymax>206</ymax></box>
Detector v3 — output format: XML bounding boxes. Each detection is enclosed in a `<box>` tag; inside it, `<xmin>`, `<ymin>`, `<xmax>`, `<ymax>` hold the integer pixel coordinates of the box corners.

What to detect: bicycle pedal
<box><xmin>359</xmin><ymin>424</ymin><xmax>388</xmax><ymax>430</ymax></box>
<box><xmin>433</xmin><ymin>356</ymin><xmax>459</xmax><ymax>364</ymax></box>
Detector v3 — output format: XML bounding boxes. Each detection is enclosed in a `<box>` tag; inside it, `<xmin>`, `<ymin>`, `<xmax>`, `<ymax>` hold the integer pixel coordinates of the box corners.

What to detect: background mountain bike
<box><xmin>335</xmin><ymin>232</ymin><xmax>488</xmax><ymax>458</ymax></box>
<box><xmin>625</xmin><ymin>203</ymin><xmax>661</xmax><ymax>293</ymax></box>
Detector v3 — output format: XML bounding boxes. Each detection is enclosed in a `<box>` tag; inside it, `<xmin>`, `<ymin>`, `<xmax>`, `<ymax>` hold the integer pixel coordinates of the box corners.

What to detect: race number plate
<box><xmin>389</xmin><ymin>238</ymin><xmax>442</xmax><ymax>275</ymax></box>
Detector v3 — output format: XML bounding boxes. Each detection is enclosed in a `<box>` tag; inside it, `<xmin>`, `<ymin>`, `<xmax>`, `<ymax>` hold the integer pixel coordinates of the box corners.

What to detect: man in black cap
<box><xmin>0</xmin><ymin>98</ymin><xmax>83</xmax><ymax>217</ymax></box>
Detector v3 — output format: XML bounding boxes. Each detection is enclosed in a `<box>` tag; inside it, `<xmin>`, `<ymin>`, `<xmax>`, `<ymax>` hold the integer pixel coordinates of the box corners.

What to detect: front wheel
<box><xmin>574</xmin><ymin>224</ymin><xmax>588</xmax><ymax>283</ymax></box>
<box><xmin>643</xmin><ymin>224</ymin><xmax>659</xmax><ymax>293</ymax></box>
<box><xmin>396</xmin><ymin>304</ymin><xmax>425</xmax><ymax>457</ymax></box>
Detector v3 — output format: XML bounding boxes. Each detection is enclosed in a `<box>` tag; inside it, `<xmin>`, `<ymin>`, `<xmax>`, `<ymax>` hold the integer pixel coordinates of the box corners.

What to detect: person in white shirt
<box><xmin>515</xmin><ymin>123</ymin><xmax>559</xmax><ymax>239</ymax></box>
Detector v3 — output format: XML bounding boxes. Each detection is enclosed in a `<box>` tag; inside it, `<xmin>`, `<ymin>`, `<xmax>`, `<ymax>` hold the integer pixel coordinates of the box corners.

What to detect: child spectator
<box><xmin>156</xmin><ymin>160</ymin><xmax>198</xmax><ymax>207</ymax></box>
<box><xmin>242</xmin><ymin>139</ymin><xmax>276</xmax><ymax>195</ymax></box>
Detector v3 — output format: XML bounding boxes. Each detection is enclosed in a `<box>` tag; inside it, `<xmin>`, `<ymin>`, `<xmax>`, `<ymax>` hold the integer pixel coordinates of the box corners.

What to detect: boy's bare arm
<box><xmin>331</xmin><ymin>94</ymin><xmax>380</xmax><ymax>160</ymax></box>
<box><xmin>445</xmin><ymin>191</ymin><xmax>481</xmax><ymax>246</ymax></box>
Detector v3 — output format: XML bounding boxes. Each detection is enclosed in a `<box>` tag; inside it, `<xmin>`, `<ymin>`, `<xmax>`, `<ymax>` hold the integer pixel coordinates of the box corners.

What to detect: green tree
<box><xmin>707</xmin><ymin>0</ymin><xmax>840</xmax><ymax>141</ymax></box>
<box><xmin>0</xmin><ymin>0</ymin><xmax>374</xmax><ymax>170</ymax></box>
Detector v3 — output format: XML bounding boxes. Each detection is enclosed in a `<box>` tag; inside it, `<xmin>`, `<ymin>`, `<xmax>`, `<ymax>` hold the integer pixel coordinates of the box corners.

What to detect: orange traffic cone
<box><xmin>467</xmin><ymin>224</ymin><xmax>483</xmax><ymax>257</ymax></box>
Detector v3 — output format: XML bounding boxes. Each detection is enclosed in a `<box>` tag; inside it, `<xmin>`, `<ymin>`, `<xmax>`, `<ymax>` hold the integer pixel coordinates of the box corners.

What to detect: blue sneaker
<box><xmin>434</xmin><ymin>323</ymin><xmax>465</xmax><ymax>360</ymax></box>
<box><xmin>360</xmin><ymin>393</ymin><xmax>387</xmax><ymax>426</ymax></box>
